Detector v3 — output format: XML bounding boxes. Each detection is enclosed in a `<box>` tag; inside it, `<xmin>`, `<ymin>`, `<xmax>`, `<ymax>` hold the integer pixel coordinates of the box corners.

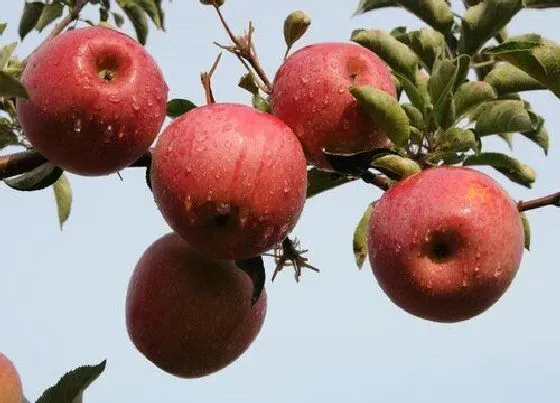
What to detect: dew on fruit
<box><xmin>184</xmin><ymin>195</ymin><xmax>192</xmax><ymax>212</ymax></box>
<box><xmin>238</xmin><ymin>207</ymin><xmax>250</xmax><ymax>228</ymax></box>
<box><xmin>338</xmin><ymin>87</ymin><xmax>346</xmax><ymax>94</ymax></box>
<box><xmin>73</xmin><ymin>119</ymin><xmax>82</xmax><ymax>134</ymax></box>
<box><xmin>108</xmin><ymin>94</ymin><xmax>121</xmax><ymax>103</ymax></box>
<box><xmin>118</xmin><ymin>131</ymin><xmax>125</xmax><ymax>138</ymax></box>
<box><xmin>106</xmin><ymin>125</ymin><xmax>114</xmax><ymax>136</ymax></box>
<box><xmin>473</xmin><ymin>267</ymin><xmax>480</xmax><ymax>275</ymax></box>
<box><xmin>132</xmin><ymin>96</ymin><xmax>140</xmax><ymax>111</ymax></box>
<box><xmin>207</xmin><ymin>191</ymin><xmax>213</xmax><ymax>202</ymax></box>
<box><xmin>148</xmin><ymin>99</ymin><xmax>154</xmax><ymax>107</ymax></box>
<box><xmin>301</xmin><ymin>76</ymin><xmax>309</xmax><ymax>83</ymax></box>
<box><xmin>216</xmin><ymin>202</ymin><xmax>231</xmax><ymax>215</ymax></box>
<box><xmin>195</xmin><ymin>145</ymin><xmax>205</xmax><ymax>152</ymax></box>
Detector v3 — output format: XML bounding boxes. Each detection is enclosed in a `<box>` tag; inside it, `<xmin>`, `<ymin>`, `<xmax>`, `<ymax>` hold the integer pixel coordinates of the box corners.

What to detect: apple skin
<box><xmin>126</xmin><ymin>232</ymin><xmax>267</xmax><ymax>378</ymax></box>
<box><xmin>151</xmin><ymin>103</ymin><xmax>307</xmax><ymax>260</ymax></box>
<box><xmin>270</xmin><ymin>42</ymin><xmax>396</xmax><ymax>171</ymax></box>
<box><xmin>367</xmin><ymin>167</ymin><xmax>524</xmax><ymax>323</ymax></box>
<box><xmin>0</xmin><ymin>353</ymin><xmax>23</xmax><ymax>403</ymax></box>
<box><xmin>16</xmin><ymin>26</ymin><xmax>168</xmax><ymax>176</ymax></box>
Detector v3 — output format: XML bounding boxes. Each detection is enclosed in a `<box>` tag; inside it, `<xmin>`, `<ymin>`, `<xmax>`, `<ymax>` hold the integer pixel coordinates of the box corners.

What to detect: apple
<box><xmin>367</xmin><ymin>167</ymin><xmax>524</xmax><ymax>322</ymax></box>
<box><xmin>270</xmin><ymin>42</ymin><xmax>396</xmax><ymax>170</ymax></box>
<box><xmin>151</xmin><ymin>103</ymin><xmax>307</xmax><ymax>260</ymax></box>
<box><xmin>0</xmin><ymin>353</ymin><xmax>23</xmax><ymax>403</ymax></box>
<box><xmin>17</xmin><ymin>26</ymin><xmax>168</xmax><ymax>176</ymax></box>
<box><xmin>126</xmin><ymin>232</ymin><xmax>267</xmax><ymax>378</ymax></box>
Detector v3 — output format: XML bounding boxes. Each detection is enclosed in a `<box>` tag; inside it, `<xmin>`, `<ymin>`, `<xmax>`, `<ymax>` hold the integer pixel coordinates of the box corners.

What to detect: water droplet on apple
<box><xmin>184</xmin><ymin>195</ymin><xmax>192</xmax><ymax>211</ymax></box>
<box><xmin>301</xmin><ymin>76</ymin><xmax>309</xmax><ymax>83</ymax></box>
<box><xmin>118</xmin><ymin>131</ymin><xmax>124</xmax><ymax>138</ymax></box>
<box><xmin>462</xmin><ymin>278</ymin><xmax>468</xmax><ymax>287</ymax></box>
<box><xmin>238</xmin><ymin>207</ymin><xmax>250</xmax><ymax>228</ymax></box>
<box><xmin>73</xmin><ymin>119</ymin><xmax>82</xmax><ymax>134</ymax></box>
<box><xmin>132</xmin><ymin>96</ymin><xmax>140</xmax><ymax>111</ymax></box>
<box><xmin>195</xmin><ymin>145</ymin><xmax>205</xmax><ymax>152</ymax></box>
<box><xmin>148</xmin><ymin>99</ymin><xmax>154</xmax><ymax>107</ymax></box>
<box><xmin>108</xmin><ymin>94</ymin><xmax>120</xmax><ymax>103</ymax></box>
<box><xmin>207</xmin><ymin>191</ymin><xmax>213</xmax><ymax>201</ymax></box>
<box><xmin>338</xmin><ymin>87</ymin><xmax>345</xmax><ymax>94</ymax></box>
<box><xmin>106</xmin><ymin>125</ymin><xmax>114</xmax><ymax>135</ymax></box>
<box><xmin>216</xmin><ymin>202</ymin><xmax>231</xmax><ymax>215</ymax></box>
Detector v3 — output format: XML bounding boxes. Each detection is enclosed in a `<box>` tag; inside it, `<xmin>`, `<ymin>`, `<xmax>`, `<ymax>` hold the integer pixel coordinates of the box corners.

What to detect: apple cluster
<box><xmin>14</xmin><ymin>24</ymin><xmax>525</xmax><ymax>380</ymax></box>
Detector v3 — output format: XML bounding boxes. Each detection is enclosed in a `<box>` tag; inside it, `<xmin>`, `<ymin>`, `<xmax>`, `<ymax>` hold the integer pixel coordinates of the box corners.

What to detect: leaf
<box><xmin>36</xmin><ymin>360</ymin><xmax>106</xmax><ymax>403</ymax></box>
<box><xmin>0</xmin><ymin>72</ymin><xmax>28</xmax><ymax>98</ymax></box>
<box><xmin>166</xmin><ymin>99</ymin><xmax>196</xmax><ymax>118</ymax></box>
<box><xmin>428</xmin><ymin>58</ymin><xmax>457</xmax><ymax>129</ymax></box>
<box><xmin>18</xmin><ymin>1</ymin><xmax>44</xmax><ymax>40</ymax></box>
<box><xmin>136</xmin><ymin>0</ymin><xmax>164</xmax><ymax>29</ymax></box>
<box><xmin>458</xmin><ymin>0</ymin><xmax>523</xmax><ymax>55</ymax></box>
<box><xmin>350</xmin><ymin>85</ymin><xmax>410</xmax><ymax>147</ymax></box>
<box><xmin>520</xmin><ymin>212</ymin><xmax>530</xmax><ymax>251</ymax></box>
<box><xmin>371</xmin><ymin>154</ymin><xmax>421</xmax><ymax>178</ymax></box>
<box><xmin>397</xmin><ymin>28</ymin><xmax>447</xmax><ymax>71</ymax></box>
<box><xmin>454</xmin><ymin>54</ymin><xmax>472</xmax><ymax>90</ymax></box>
<box><xmin>525</xmin><ymin>0</ymin><xmax>560</xmax><ymax>7</ymax></box>
<box><xmin>52</xmin><ymin>173</ymin><xmax>72</xmax><ymax>230</ymax></box>
<box><xmin>463</xmin><ymin>152</ymin><xmax>536</xmax><ymax>187</ymax></box>
<box><xmin>112</xmin><ymin>12</ymin><xmax>125</xmax><ymax>27</ymax></box>
<box><xmin>498</xmin><ymin>132</ymin><xmax>514</xmax><ymax>149</ymax></box>
<box><xmin>484</xmin><ymin>62</ymin><xmax>546</xmax><ymax>93</ymax></box>
<box><xmin>283</xmin><ymin>10</ymin><xmax>311</xmax><ymax>50</ymax></box>
<box><xmin>235</xmin><ymin>257</ymin><xmax>266</xmax><ymax>305</ymax></box>
<box><xmin>391</xmin><ymin>70</ymin><xmax>429</xmax><ymax>111</ymax></box>
<box><xmin>439</xmin><ymin>127</ymin><xmax>476</xmax><ymax>151</ymax></box>
<box><xmin>4</xmin><ymin>163</ymin><xmax>63</xmax><ymax>191</ymax></box>
<box><xmin>401</xmin><ymin>103</ymin><xmax>425</xmax><ymax>129</ymax></box>
<box><xmin>394</xmin><ymin>0</ymin><xmax>454</xmax><ymax>33</ymax></box>
<box><xmin>35</xmin><ymin>2</ymin><xmax>64</xmax><ymax>32</ymax></box>
<box><xmin>252</xmin><ymin>94</ymin><xmax>271</xmax><ymax>113</ymax></box>
<box><xmin>0</xmin><ymin>121</ymin><xmax>18</xmax><ymax>150</ymax></box>
<box><xmin>353</xmin><ymin>203</ymin><xmax>374</xmax><ymax>269</ymax></box>
<box><xmin>454</xmin><ymin>80</ymin><xmax>497</xmax><ymax>118</ymax></box>
<box><xmin>425</xmin><ymin>151</ymin><xmax>465</xmax><ymax>166</ymax></box>
<box><xmin>353</xmin><ymin>0</ymin><xmax>398</xmax><ymax>14</ymax></box>
<box><xmin>0</xmin><ymin>23</ymin><xmax>6</xmax><ymax>35</ymax></box>
<box><xmin>351</xmin><ymin>29</ymin><xmax>419</xmax><ymax>81</ymax></box>
<box><xmin>117</xmin><ymin>0</ymin><xmax>148</xmax><ymax>44</ymax></box>
<box><xmin>521</xmin><ymin>124</ymin><xmax>548</xmax><ymax>155</ymax></box>
<box><xmin>484</xmin><ymin>35</ymin><xmax>560</xmax><ymax>97</ymax></box>
<box><xmin>323</xmin><ymin>148</ymin><xmax>396</xmax><ymax>176</ymax></box>
<box><xmin>306</xmin><ymin>168</ymin><xmax>356</xmax><ymax>199</ymax></box>
<box><xmin>238</xmin><ymin>72</ymin><xmax>259</xmax><ymax>95</ymax></box>
<box><xmin>471</xmin><ymin>100</ymin><xmax>540</xmax><ymax>135</ymax></box>
<box><xmin>0</xmin><ymin>42</ymin><xmax>17</xmax><ymax>70</ymax></box>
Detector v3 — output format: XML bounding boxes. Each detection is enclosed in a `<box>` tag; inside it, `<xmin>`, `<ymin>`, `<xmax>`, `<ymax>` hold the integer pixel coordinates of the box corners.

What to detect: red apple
<box><xmin>17</xmin><ymin>26</ymin><xmax>168</xmax><ymax>176</ymax></box>
<box><xmin>0</xmin><ymin>353</ymin><xmax>23</xmax><ymax>403</ymax></box>
<box><xmin>126</xmin><ymin>232</ymin><xmax>267</xmax><ymax>378</ymax></box>
<box><xmin>270</xmin><ymin>42</ymin><xmax>396</xmax><ymax>170</ymax></box>
<box><xmin>151</xmin><ymin>103</ymin><xmax>307</xmax><ymax>260</ymax></box>
<box><xmin>367</xmin><ymin>167</ymin><xmax>524</xmax><ymax>322</ymax></box>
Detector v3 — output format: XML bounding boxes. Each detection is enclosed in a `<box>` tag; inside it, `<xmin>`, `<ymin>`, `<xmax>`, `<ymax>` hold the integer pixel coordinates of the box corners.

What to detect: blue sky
<box><xmin>1</xmin><ymin>1</ymin><xmax>559</xmax><ymax>402</ymax></box>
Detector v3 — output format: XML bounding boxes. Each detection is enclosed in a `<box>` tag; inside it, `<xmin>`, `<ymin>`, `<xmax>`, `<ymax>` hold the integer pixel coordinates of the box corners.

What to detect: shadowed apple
<box><xmin>0</xmin><ymin>353</ymin><xmax>23</xmax><ymax>403</ymax></box>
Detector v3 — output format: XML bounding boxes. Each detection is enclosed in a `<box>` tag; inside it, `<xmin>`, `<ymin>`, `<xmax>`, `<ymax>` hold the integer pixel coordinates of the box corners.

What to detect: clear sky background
<box><xmin>1</xmin><ymin>1</ymin><xmax>559</xmax><ymax>402</ymax></box>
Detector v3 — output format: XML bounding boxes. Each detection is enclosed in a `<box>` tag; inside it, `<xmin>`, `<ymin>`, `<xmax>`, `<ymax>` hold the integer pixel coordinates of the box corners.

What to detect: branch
<box><xmin>518</xmin><ymin>192</ymin><xmax>560</xmax><ymax>212</ymax></box>
<box><xmin>200</xmin><ymin>53</ymin><xmax>222</xmax><ymax>104</ymax></box>
<box><xmin>0</xmin><ymin>149</ymin><xmax>152</xmax><ymax>180</ymax></box>
<box><xmin>213</xmin><ymin>5</ymin><xmax>272</xmax><ymax>93</ymax></box>
<box><xmin>23</xmin><ymin>0</ymin><xmax>89</xmax><ymax>65</ymax></box>
<box><xmin>360</xmin><ymin>171</ymin><xmax>391</xmax><ymax>191</ymax></box>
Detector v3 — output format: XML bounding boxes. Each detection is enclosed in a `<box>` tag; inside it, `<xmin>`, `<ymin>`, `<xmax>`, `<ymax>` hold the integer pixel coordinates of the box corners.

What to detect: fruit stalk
<box><xmin>517</xmin><ymin>192</ymin><xmax>560</xmax><ymax>212</ymax></box>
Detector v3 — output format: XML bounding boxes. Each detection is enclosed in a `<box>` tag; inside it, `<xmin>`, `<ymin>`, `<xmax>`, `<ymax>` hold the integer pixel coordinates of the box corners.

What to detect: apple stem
<box><xmin>212</xmin><ymin>5</ymin><xmax>272</xmax><ymax>94</ymax></box>
<box><xmin>517</xmin><ymin>192</ymin><xmax>560</xmax><ymax>212</ymax></box>
<box><xmin>200</xmin><ymin>53</ymin><xmax>222</xmax><ymax>105</ymax></box>
<box><xmin>361</xmin><ymin>171</ymin><xmax>392</xmax><ymax>191</ymax></box>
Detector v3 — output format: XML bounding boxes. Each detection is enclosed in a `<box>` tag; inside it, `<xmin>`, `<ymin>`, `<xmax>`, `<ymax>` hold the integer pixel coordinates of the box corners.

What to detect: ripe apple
<box><xmin>270</xmin><ymin>42</ymin><xmax>396</xmax><ymax>170</ymax></box>
<box><xmin>126</xmin><ymin>232</ymin><xmax>267</xmax><ymax>378</ymax></box>
<box><xmin>151</xmin><ymin>103</ymin><xmax>307</xmax><ymax>260</ymax></box>
<box><xmin>367</xmin><ymin>167</ymin><xmax>524</xmax><ymax>322</ymax></box>
<box><xmin>0</xmin><ymin>353</ymin><xmax>23</xmax><ymax>403</ymax></box>
<box><xmin>17</xmin><ymin>26</ymin><xmax>168</xmax><ymax>176</ymax></box>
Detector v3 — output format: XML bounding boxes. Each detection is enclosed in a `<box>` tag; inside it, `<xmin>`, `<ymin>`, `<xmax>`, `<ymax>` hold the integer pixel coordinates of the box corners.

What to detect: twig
<box><xmin>200</xmin><ymin>53</ymin><xmax>222</xmax><ymax>104</ymax></box>
<box><xmin>518</xmin><ymin>192</ymin><xmax>560</xmax><ymax>212</ymax></box>
<box><xmin>0</xmin><ymin>149</ymin><xmax>153</xmax><ymax>180</ymax></box>
<box><xmin>212</xmin><ymin>5</ymin><xmax>272</xmax><ymax>93</ymax></box>
<box><xmin>23</xmin><ymin>0</ymin><xmax>89</xmax><ymax>65</ymax></box>
<box><xmin>360</xmin><ymin>171</ymin><xmax>392</xmax><ymax>191</ymax></box>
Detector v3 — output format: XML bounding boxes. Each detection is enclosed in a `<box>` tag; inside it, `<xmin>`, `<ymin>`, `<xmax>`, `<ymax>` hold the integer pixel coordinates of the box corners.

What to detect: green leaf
<box><xmin>484</xmin><ymin>62</ymin><xmax>546</xmax><ymax>93</ymax></box>
<box><xmin>525</xmin><ymin>0</ymin><xmax>560</xmax><ymax>7</ymax></box>
<box><xmin>484</xmin><ymin>35</ymin><xmax>560</xmax><ymax>97</ymax></box>
<box><xmin>238</xmin><ymin>72</ymin><xmax>259</xmax><ymax>95</ymax></box>
<box><xmin>425</xmin><ymin>150</ymin><xmax>465</xmax><ymax>166</ymax></box>
<box><xmin>371</xmin><ymin>154</ymin><xmax>421</xmax><ymax>178</ymax></box>
<box><xmin>394</xmin><ymin>0</ymin><xmax>454</xmax><ymax>33</ymax></box>
<box><xmin>353</xmin><ymin>0</ymin><xmax>398</xmax><ymax>14</ymax></box>
<box><xmin>498</xmin><ymin>132</ymin><xmax>514</xmax><ymax>149</ymax></box>
<box><xmin>350</xmin><ymin>85</ymin><xmax>410</xmax><ymax>147</ymax></box>
<box><xmin>353</xmin><ymin>203</ymin><xmax>374</xmax><ymax>269</ymax></box>
<box><xmin>283</xmin><ymin>10</ymin><xmax>311</xmax><ymax>50</ymax></box>
<box><xmin>53</xmin><ymin>173</ymin><xmax>72</xmax><ymax>230</ymax></box>
<box><xmin>439</xmin><ymin>127</ymin><xmax>476</xmax><ymax>151</ymax></box>
<box><xmin>0</xmin><ymin>119</ymin><xmax>18</xmax><ymax>150</ymax></box>
<box><xmin>166</xmin><ymin>99</ymin><xmax>196</xmax><ymax>118</ymax></box>
<box><xmin>0</xmin><ymin>23</ymin><xmax>6</xmax><ymax>35</ymax></box>
<box><xmin>4</xmin><ymin>163</ymin><xmax>63</xmax><ymax>191</ymax></box>
<box><xmin>396</xmin><ymin>28</ymin><xmax>447</xmax><ymax>71</ymax></box>
<box><xmin>351</xmin><ymin>29</ymin><xmax>419</xmax><ymax>81</ymax></box>
<box><xmin>471</xmin><ymin>100</ymin><xmax>540</xmax><ymax>135</ymax></box>
<box><xmin>252</xmin><ymin>94</ymin><xmax>271</xmax><ymax>113</ymax></box>
<box><xmin>454</xmin><ymin>54</ymin><xmax>472</xmax><ymax>90</ymax></box>
<box><xmin>18</xmin><ymin>1</ymin><xmax>44</xmax><ymax>40</ymax></box>
<box><xmin>428</xmin><ymin>58</ymin><xmax>457</xmax><ymax>129</ymax></box>
<box><xmin>521</xmin><ymin>125</ymin><xmax>548</xmax><ymax>155</ymax></box>
<box><xmin>306</xmin><ymin>168</ymin><xmax>356</xmax><ymax>199</ymax></box>
<box><xmin>458</xmin><ymin>0</ymin><xmax>523</xmax><ymax>55</ymax></box>
<box><xmin>112</xmin><ymin>12</ymin><xmax>125</xmax><ymax>27</ymax></box>
<box><xmin>36</xmin><ymin>360</ymin><xmax>106</xmax><ymax>403</ymax></box>
<box><xmin>401</xmin><ymin>103</ymin><xmax>425</xmax><ymax>129</ymax></box>
<box><xmin>0</xmin><ymin>42</ymin><xmax>17</xmax><ymax>70</ymax></box>
<box><xmin>136</xmin><ymin>0</ymin><xmax>164</xmax><ymax>29</ymax></box>
<box><xmin>520</xmin><ymin>212</ymin><xmax>530</xmax><ymax>251</ymax></box>
<box><xmin>117</xmin><ymin>0</ymin><xmax>148</xmax><ymax>44</ymax></box>
<box><xmin>391</xmin><ymin>70</ymin><xmax>429</xmax><ymax>111</ymax></box>
<box><xmin>454</xmin><ymin>80</ymin><xmax>497</xmax><ymax>118</ymax></box>
<box><xmin>35</xmin><ymin>2</ymin><xmax>64</xmax><ymax>32</ymax></box>
<box><xmin>463</xmin><ymin>152</ymin><xmax>536</xmax><ymax>187</ymax></box>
